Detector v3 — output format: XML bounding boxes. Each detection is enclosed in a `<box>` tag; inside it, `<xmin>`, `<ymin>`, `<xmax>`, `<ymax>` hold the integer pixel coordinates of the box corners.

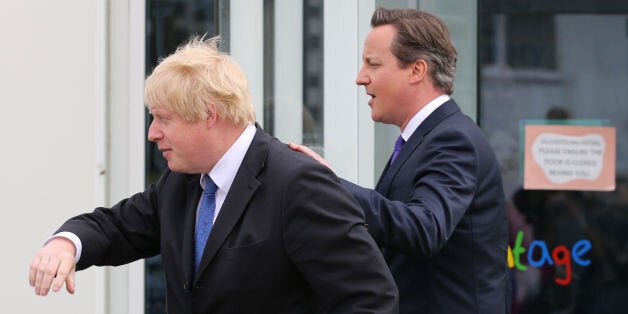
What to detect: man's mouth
<box><xmin>366</xmin><ymin>93</ymin><xmax>375</xmax><ymax>106</ymax></box>
<box><xmin>159</xmin><ymin>148</ymin><xmax>172</xmax><ymax>156</ymax></box>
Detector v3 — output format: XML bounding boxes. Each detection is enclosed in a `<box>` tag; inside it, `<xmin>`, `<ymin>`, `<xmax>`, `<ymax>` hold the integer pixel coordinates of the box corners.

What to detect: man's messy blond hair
<box><xmin>144</xmin><ymin>36</ymin><xmax>255</xmax><ymax>125</ymax></box>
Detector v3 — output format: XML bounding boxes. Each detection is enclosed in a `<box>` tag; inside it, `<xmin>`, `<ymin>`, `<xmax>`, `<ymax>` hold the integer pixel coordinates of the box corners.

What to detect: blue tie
<box><xmin>194</xmin><ymin>177</ymin><xmax>218</xmax><ymax>273</ymax></box>
<box><xmin>391</xmin><ymin>135</ymin><xmax>405</xmax><ymax>164</ymax></box>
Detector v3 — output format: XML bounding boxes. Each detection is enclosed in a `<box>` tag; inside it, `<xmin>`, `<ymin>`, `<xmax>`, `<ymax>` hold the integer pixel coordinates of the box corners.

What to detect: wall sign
<box><xmin>523</xmin><ymin>123</ymin><xmax>616</xmax><ymax>191</ymax></box>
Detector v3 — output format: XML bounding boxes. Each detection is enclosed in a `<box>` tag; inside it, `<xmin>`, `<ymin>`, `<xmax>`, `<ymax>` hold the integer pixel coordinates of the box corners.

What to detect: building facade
<box><xmin>3</xmin><ymin>0</ymin><xmax>626</xmax><ymax>313</ymax></box>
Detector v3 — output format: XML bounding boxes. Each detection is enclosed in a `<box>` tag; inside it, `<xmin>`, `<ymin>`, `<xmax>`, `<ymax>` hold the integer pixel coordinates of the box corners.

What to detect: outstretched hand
<box><xmin>29</xmin><ymin>237</ymin><xmax>77</xmax><ymax>296</ymax></box>
<box><xmin>288</xmin><ymin>143</ymin><xmax>334</xmax><ymax>172</ymax></box>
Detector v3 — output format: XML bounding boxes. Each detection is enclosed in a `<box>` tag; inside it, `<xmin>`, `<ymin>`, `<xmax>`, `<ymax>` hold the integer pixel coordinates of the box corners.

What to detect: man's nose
<box><xmin>355</xmin><ymin>69</ymin><xmax>368</xmax><ymax>86</ymax></box>
<box><xmin>147</xmin><ymin>121</ymin><xmax>161</xmax><ymax>142</ymax></box>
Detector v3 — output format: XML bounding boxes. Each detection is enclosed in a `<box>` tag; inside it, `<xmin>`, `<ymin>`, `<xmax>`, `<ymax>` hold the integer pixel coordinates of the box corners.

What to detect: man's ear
<box><xmin>205</xmin><ymin>102</ymin><xmax>218</xmax><ymax>127</ymax></box>
<box><xmin>410</xmin><ymin>59</ymin><xmax>428</xmax><ymax>84</ymax></box>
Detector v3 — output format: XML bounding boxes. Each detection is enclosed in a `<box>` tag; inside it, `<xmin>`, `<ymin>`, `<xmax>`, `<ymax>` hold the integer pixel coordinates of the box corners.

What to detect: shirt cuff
<box><xmin>44</xmin><ymin>232</ymin><xmax>82</xmax><ymax>264</ymax></box>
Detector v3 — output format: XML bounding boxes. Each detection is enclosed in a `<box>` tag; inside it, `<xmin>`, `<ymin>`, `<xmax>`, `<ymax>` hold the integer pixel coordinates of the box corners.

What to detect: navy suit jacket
<box><xmin>59</xmin><ymin>128</ymin><xmax>399</xmax><ymax>313</ymax></box>
<box><xmin>342</xmin><ymin>100</ymin><xmax>511</xmax><ymax>314</ymax></box>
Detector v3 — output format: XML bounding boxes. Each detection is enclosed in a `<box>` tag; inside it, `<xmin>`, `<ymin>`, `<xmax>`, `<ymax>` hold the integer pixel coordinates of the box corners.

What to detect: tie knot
<box><xmin>391</xmin><ymin>135</ymin><xmax>405</xmax><ymax>164</ymax></box>
<box><xmin>394</xmin><ymin>136</ymin><xmax>405</xmax><ymax>152</ymax></box>
<box><xmin>204</xmin><ymin>177</ymin><xmax>218</xmax><ymax>195</ymax></box>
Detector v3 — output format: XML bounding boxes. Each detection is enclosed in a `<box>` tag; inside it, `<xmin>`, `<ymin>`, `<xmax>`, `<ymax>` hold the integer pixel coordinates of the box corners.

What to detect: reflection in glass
<box><xmin>480</xmin><ymin>1</ymin><xmax>628</xmax><ymax>313</ymax></box>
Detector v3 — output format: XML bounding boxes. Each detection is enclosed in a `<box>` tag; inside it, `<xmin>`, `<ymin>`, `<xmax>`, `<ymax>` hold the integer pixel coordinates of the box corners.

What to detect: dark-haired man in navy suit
<box><xmin>29</xmin><ymin>36</ymin><xmax>399</xmax><ymax>314</ymax></box>
<box><xmin>292</xmin><ymin>7</ymin><xmax>511</xmax><ymax>314</ymax></box>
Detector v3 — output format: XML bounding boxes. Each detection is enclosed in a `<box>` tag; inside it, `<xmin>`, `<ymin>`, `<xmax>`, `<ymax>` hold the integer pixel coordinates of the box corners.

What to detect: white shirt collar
<box><xmin>201</xmin><ymin>123</ymin><xmax>257</xmax><ymax>193</ymax></box>
<box><xmin>401</xmin><ymin>94</ymin><xmax>450</xmax><ymax>141</ymax></box>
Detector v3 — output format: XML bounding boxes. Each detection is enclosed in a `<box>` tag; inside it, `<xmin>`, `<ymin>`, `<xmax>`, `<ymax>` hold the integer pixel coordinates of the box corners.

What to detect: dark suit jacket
<box><xmin>342</xmin><ymin>100</ymin><xmax>511</xmax><ymax>314</ymax></box>
<box><xmin>59</xmin><ymin>128</ymin><xmax>399</xmax><ymax>313</ymax></box>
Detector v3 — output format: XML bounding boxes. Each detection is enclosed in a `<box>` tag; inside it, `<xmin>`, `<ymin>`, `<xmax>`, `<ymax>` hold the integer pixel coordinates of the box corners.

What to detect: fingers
<box><xmin>288</xmin><ymin>143</ymin><xmax>314</xmax><ymax>155</ymax></box>
<box><xmin>288</xmin><ymin>143</ymin><xmax>316</xmax><ymax>159</ymax></box>
<box><xmin>53</xmin><ymin>258</ymin><xmax>76</xmax><ymax>293</ymax></box>
<box><xmin>58</xmin><ymin>259</ymin><xmax>76</xmax><ymax>294</ymax></box>
<box><xmin>294</xmin><ymin>144</ymin><xmax>319</xmax><ymax>160</ymax></box>
<box><xmin>289</xmin><ymin>143</ymin><xmax>322</xmax><ymax>160</ymax></box>
<box><xmin>29</xmin><ymin>255</ymin><xmax>49</xmax><ymax>294</ymax></box>
<box><xmin>29</xmin><ymin>237</ymin><xmax>77</xmax><ymax>296</ymax></box>
<box><xmin>289</xmin><ymin>143</ymin><xmax>334</xmax><ymax>171</ymax></box>
<box><xmin>288</xmin><ymin>142</ymin><xmax>310</xmax><ymax>154</ymax></box>
<box><xmin>30</xmin><ymin>255</ymin><xmax>57</xmax><ymax>296</ymax></box>
<box><xmin>65</xmin><ymin>270</ymin><xmax>76</xmax><ymax>294</ymax></box>
<box><xmin>39</xmin><ymin>256</ymin><xmax>60</xmax><ymax>296</ymax></box>
<box><xmin>28</xmin><ymin>256</ymin><xmax>40</xmax><ymax>287</ymax></box>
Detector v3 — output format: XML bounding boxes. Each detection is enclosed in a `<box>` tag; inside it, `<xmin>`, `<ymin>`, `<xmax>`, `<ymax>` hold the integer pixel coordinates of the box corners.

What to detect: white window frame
<box><xmin>108</xmin><ymin>0</ymin><xmax>146</xmax><ymax>313</ymax></box>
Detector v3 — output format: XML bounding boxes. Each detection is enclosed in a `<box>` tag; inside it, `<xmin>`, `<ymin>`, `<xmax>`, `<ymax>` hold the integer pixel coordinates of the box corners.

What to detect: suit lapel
<box><xmin>194</xmin><ymin>127</ymin><xmax>268</xmax><ymax>282</ymax></box>
<box><xmin>376</xmin><ymin>100</ymin><xmax>461</xmax><ymax>195</ymax></box>
<box><xmin>182</xmin><ymin>174</ymin><xmax>202</xmax><ymax>288</ymax></box>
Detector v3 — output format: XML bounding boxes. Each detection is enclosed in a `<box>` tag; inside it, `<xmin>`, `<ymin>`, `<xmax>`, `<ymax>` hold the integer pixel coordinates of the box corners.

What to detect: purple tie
<box><xmin>194</xmin><ymin>177</ymin><xmax>218</xmax><ymax>273</ymax></box>
<box><xmin>391</xmin><ymin>135</ymin><xmax>405</xmax><ymax>164</ymax></box>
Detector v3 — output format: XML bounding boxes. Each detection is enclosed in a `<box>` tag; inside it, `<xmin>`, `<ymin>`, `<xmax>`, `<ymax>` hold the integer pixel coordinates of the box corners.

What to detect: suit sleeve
<box><xmin>57</xmin><ymin>171</ymin><xmax>166</xmax><ymax>270</ymax></box>
<box><xmin>342</xmin><ymin>127</ymin><xmax>478</xmax><ymax>257</ymax></box>
<box><xmin>281</xmin><ymin>162</ymin><xmax>398</xmax><ymax>314</ymax></box>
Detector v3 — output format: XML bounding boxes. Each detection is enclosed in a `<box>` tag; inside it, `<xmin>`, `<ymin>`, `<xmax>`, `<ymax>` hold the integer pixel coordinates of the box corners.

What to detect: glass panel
<box><xmin>480</xmin><ymin>1</ymin><xmax>628</xmax><ymax>313</ymax></box>
<box><xmin>302</xmin><ymin>0</ymin><xmax>324</xmax><ymax>147</ymax></box>
<box><xmin>263</xmin><ymin>0</ymin><xmax>324</xmax><ymax>149</ymax></box>
<box><xmin>144</xmin><ymin>1</ymin><xmax>220</xmax><ymax>313</ymax></box>
<box><xmin>506</xmin><ymin>14</ymin><xmax>556</xmax><ymax>70</ymax></box>
<box><xmin>263</xmin><ymin>0</ymin><xmax>275</xmax><ymax>134</ymax></box>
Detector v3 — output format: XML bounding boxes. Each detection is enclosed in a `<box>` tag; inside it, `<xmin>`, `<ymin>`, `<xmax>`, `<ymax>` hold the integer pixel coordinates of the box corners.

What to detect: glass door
<box><xmin>480</xmin><ymin>1</ymin><xmax>628</xmax><ymax>313</ymax></box>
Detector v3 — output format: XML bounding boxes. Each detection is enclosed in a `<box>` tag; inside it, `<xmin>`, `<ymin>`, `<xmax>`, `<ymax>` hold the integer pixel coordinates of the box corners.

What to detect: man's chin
<box><xmin>166</xmin><ymin>161</ymin><xmax>182</xmax><ymax>173</ymax></box>
<box><xmin>167</xmin><ymin>163</ymin><xmax>198</xmax><ymax>174</ymax></box>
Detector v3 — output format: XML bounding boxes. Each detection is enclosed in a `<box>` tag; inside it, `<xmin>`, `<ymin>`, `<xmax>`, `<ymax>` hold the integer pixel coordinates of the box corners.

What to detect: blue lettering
<box><xmin>572</xmin><ymin>239</ymin><xmax>592</xmax><ymax>266</ymax></box>
<box><xmin>528</xmin><ymin>240</ymin><xmax>554</xmax><ymax>267</ymax></box>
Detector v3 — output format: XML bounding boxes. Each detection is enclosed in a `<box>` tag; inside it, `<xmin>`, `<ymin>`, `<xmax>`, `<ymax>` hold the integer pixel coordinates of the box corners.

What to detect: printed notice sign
<box><xmin>523</xmin><ymin>124</ymin><xmax>616</xmax><ymax>191</ymax></box>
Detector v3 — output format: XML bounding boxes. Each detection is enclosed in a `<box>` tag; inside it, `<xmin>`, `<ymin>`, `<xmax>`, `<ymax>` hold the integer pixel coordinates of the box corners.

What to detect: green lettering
<box><xmin>513</xmin><ymin>230</ymin><xmax>527</xmax><ymax>271</ymax></box>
